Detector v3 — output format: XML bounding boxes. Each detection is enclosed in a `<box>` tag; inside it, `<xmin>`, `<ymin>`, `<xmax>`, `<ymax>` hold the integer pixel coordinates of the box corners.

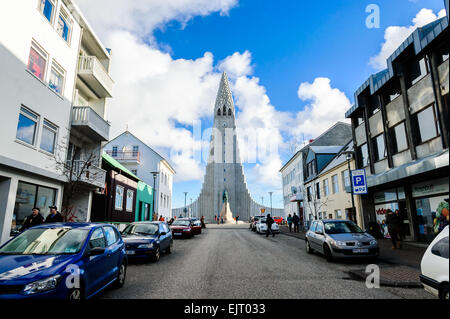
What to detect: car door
<box><xmin>308</xmin><ymin>222</ymin><xmax>317</xmax><ymax>249</ymax></box>
<box><xmin>314</xmin><ymin>222</ymin><xmax>326</xmax><ymax>253</ymax></box>
<box><xmin>84</xmin><ymin>227</ymin><xmax>109</xmax><ymax>296</ymax></box>
<box><xmin>103</xmin><ymin>226</ymin><xmax>123</xmax><ymax>282</ymax></box>
<box><xmin>158</xmin><ymin>224</ymin><xmax>169</xmax><ymax>251</ymax></box>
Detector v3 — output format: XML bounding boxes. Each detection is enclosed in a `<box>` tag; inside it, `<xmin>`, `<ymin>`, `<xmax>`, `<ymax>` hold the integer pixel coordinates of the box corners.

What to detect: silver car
<box><xmin>305</xmin><ymin>220</ymin><xmax>379</xmax><ymax>262</ymax></box>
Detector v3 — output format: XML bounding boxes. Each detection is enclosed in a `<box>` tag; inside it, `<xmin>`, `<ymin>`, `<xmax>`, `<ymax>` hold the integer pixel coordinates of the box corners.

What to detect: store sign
<box><xmin>374</xmin><ymin>189</ymin><xmax>398</xmax><ymax>204</ymax></box>
<box><xmin>351</xmin><ymin>169</ymin><xmax>368</xmax><ymax>195</ymax></box>
<box><xmin>412</xmin><ymin>178</ymin><xmax>449</xmax><ymax>198</ymax></box>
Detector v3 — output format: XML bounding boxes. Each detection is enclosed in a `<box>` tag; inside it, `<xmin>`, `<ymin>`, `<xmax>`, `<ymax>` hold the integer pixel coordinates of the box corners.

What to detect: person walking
<box><xmin>292</xmin><ymin>213</ymin><xmax>300</xmax><ymax>233</ymax></box>
<box><xmin>236</xmin><ymin>215</ymin><xmax>239</xmax><ymax>224</ymax></box>
<box><xmin>20</xmin><ymin>207</ymin><xmax>44</xmax><ymax>231</ymax></box>
<box><xmin>266</xmin><ymin>214</ymin><xmax>275</xmax><ymax>237</ymax></box>
<box><xmin>385</xmin><ymin>209</ymin><xmax>402</xmax><ymax>249</ymax></box>
<box><xmin>200</xmin><ymin>216</ymin><xmax>206</xmax><ymax>228</ymax></box>
<box><xmin>287</xmin><ymin>214</ymin><xmax>293</xmax><ymax>233</ymax></box>
<box><xmin>44</xmin><ymin>205</ymin><xmax>64</xmax><ymax>223</ymax></box>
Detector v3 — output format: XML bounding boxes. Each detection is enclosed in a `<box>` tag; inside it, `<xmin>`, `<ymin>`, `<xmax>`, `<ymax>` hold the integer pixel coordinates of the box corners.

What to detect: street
<box><xmin>100</xmin><ymin>224</ymin><xmax>432</xmax><ymax>299</ymax></box>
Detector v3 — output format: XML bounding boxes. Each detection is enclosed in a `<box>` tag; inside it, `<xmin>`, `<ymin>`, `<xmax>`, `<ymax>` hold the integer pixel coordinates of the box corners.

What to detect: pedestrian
<box><xmin>236</xmin><ymin>215</ymin><xmax>239</xmax><ymax>224</ymax></box>
<box><xmin>168</xmin><ymin>217</ymin><xmax>174</xmax><ymax>226</ymax></box>
<box><xmin>385</xmin><ymin>209</ymin><xmax>402</xmax><ymax>249</ymax></box>
<box><xmin>292</xmin><ymin>213</ymin><xmax>300</xmax><ymax>233</ymax></box>
<box><xmin>287</xmin><ymin>214</ymin><xmax>293</xmax><ymax>233</ymax></box>
<box><xmin>266</xmin><ymin>214</ymin><xmax>275</xmax><ymax>237</ymax></box>
<box><xmin>200</xmin><ymin>216</ymin><xmax>206</xmax><ymax>228</ymax></box>
<box><xmin>20</xmin><ymin>207</ymin><xmax>44</xmax><ymax>231</ymax></box>
<box><xmin>44</xmin><ymin>205</ymin><xmax>64</xmax><ymax>223</ymax></box>
<box><xmin>220</xmin><ymin>217</ymin><xmax>224</xmax><ymax>224</ymax></box>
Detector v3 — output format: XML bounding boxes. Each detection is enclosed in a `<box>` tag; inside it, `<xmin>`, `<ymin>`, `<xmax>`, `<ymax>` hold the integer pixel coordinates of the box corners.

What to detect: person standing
<box><xmin>292</xmin><ymin>213</ymin><xmax>300</xmax><ymax>233</ymax></box>
<box><xmin>20</xmin><ymin>207</ymin><xmax>44</xmax><ymax>231</ymax></box>
<box><xmin>200</xmin><ymin>216</ymin><xmax>206</xmax><ymax>228</ymax></box>
<box><xmin>385</xmin><ymin>209</ymin><xmax>402</xmax><ymax>249</ymax></box>
<box><xmin>287</xmin><ymin>214</ymin><xmax>293</xmax><ymax>233</ymax></box>
<box><xmin>44</xmin><ymin>205</ymin><xmax>64</xmax><ymax>223</ymax></box>
<box><xmin>266</xmin><ymin>214</ymin><xmax>275</xmax><ymax>237</ymax></box>
<box><xmin>236</xmin><ymin>215</ymin><xmax>239</xmax><ymax>224</ymax></box>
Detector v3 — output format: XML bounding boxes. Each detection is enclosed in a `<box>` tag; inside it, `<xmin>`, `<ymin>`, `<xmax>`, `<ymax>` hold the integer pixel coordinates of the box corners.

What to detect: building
<box><xmin>303</xmin><ymin>142</ymin><xmax>364</xmax><ymax>227</ymax></box>
<box><xmin>104</xmin><ymin>131</ymin><xmax>175</xmax><ymax>219</ymax></box>
<box><xmin>280</xmin><ymin>122</ymin><xmax>352</xmax><ymax>228</ymax></box>
<box><xmin>0</xmin><ymin>0</ymin><xmax>97</xmax><ymax>243</ymax></box>
<box><xmin>345</xmin><ymin>14</ymin><xmax>449</xmax><ymax>242</ymax></box>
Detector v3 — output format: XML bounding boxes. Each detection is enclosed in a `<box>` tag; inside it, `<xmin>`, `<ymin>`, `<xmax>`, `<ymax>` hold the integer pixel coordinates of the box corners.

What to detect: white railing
<box><xmin>78</xmin><ymin>55</ymin><xmax>114</xmax><ymax>96</ymax></box>
<box><xmin>72</xmin><ymin>106</ymin><xmax>110</xmax><ymax>141</ymax></box>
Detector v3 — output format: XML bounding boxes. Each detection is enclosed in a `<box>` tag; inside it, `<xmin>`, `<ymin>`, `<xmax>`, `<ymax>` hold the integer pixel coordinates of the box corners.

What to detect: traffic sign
<box><xmin>261</xmin><ymin>208</ymin><xmax>265</xmax><ymax>214</ymax></box>
<box><xmin>351</xmin><ymin>169</ymin><xmax>368</xmax><ymax>195</ymax></box>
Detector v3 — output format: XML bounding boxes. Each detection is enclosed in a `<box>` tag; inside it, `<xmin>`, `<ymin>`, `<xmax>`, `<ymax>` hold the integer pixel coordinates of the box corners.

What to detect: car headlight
<box><xmin>23</xmin><ymin>275</ymin><xmax>61</xmax><ymax>295</ymax></box>
<box><xmin>331</xmin><ymin>240</ymin><xmax>346</xmax><ymax>247</ymax></box>
<box><xmin>370</xmin><ymin>240</ymin><xmax>378</xmax><ymax>245</ymax></box>
<box><xmin>137</xmin><ymin>243</ymin><xmax>154</xmax><ymax>249</ymax></box>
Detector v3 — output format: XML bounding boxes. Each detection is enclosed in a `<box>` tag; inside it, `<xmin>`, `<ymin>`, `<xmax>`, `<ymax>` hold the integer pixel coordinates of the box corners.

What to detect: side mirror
<box><xmin>160</xmin><ymin>232</ymin><xmax>167</xmax><ymax>236</ymax></box>
<box><xmin>88</xmin><ymin>247</ymin><xmax>105</xmax><ymax>256</ymax></box>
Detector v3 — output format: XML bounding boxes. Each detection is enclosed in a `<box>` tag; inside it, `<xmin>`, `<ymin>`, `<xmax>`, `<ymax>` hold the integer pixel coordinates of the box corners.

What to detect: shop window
<box><xmin>391</xmin><ymin>122</ymin><xmax>408</xmax><ymax>154</ymax></box>
<box><xmin>357</xmin><ymin>143</ymin><xmax>369</xmax><ymax>168</ymax></box>
<box><xmin>16</xmin><ymin>106</ymin><xmax>39</xmax><ymax>146</ymax></box>
<box><xmin>49</xmin><ymin>62</ymin><xmax>65</xmax><ymax>95</ymax></box>
<box><xmin>38</xmin><ymin>0</ymin><xmax>55</xmax><ymax>23</ymax></box>
<box><xmin>40</xmin><ymin>120</ymin><xmax>58</xmax><ymax>154</ymax></box>
<box><xmin>126</xmin><ymin>190</ymin><xmax>134</xmax><ymax>212</ymax></box>
<box><xmin>372</xmin><ymin>134</ymin><xmax>386</xmax><ymax>162</ymax></box>
<box><xmin>27</xmin><ymin>42</ymin><xmax>48</xmax><ymax>81</ymax></box>
<box><xmin>115</xmin><ymin>186</ymin><xmax>124</xmax><ymax>210</ymax></box>
<box><xmin>57</xmin><ymin>8</ymin><xmax>72</xmax><ymax>43</ymax></box>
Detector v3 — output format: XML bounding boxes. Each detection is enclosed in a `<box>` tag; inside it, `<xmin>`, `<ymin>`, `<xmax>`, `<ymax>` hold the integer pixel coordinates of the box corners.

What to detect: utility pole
<box><xmin>150</xmin><ymin>171</ymin><xmax>159</xmax><ymax>220</ymax></box>
<box><xmin>190</xmin><ymin>198</ymin><xmax>193</xmax><ymax>218</ymax></box>
<box><xmin>344</xmin><ymin>151</ymin><xmax>356</xmax><ymax>223</ymax></box>
<box><xmin>183</xmin><ymin>192</ymin><xmax>188</xmax><ymax>217</ymax></box>
<box><xmin>269</xmin><ymin>192</ymin><xmax>273</xmax><ymax>215</ymax></box>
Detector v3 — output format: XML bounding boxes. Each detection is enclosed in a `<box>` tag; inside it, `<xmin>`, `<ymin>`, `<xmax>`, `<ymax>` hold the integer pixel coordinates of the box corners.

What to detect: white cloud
<box><xmin>292</xmin><ymin>77</ymin><xmax>351</xmax><ymax>142</ymax></box>
<box><xmin>370</xmin><ymin>8</ymin><xmax>447</xmax><ymax>70</ymax></box>
<box><xmin>218</xmin><ymin>51</ymin><xmax>253</xmax><ymax>78</ymax></box>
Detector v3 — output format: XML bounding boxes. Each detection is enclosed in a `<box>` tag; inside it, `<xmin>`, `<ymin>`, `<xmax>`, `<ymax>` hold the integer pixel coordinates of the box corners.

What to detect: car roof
<box><xmin>131</xmin><ymin>221</ymin><xmax>162</xmax><ymax>224</ymax></box>
<box><xmin>31</xmin><ymin>222</ymin><xmax>106</xmax><ymax>230</ymax></box>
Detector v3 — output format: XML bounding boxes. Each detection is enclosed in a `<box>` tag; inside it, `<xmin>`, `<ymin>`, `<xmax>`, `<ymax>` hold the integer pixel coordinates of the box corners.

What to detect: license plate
<box><xmin>353</xmin><ymin>249</ymin><xmax>369</xmax><ymax>253</ymax></box>
<box><xmin>173</xmin><ymin>233</ymin><xmax>183</xmax><ymax>236</ymax></box>
<box><xmin>127</xmin><ymin>250</ymin><xmax>135</xmax><ymax>255</ymax></box>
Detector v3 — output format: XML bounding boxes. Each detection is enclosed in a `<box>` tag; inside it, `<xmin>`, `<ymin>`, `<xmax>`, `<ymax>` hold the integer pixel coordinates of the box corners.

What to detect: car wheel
<box><xmin>305</xmin><ymin>240</ymin><xmax>313</xmax><ymax>254</ymax></box>
<box><xmin>323</xmin><ymin>244</ymin><xmax>334</xmax><ymax>262</ymax></box>
<box><xmin>113</xmin><ymin>262</ymin><xmax>127</xmax><ymax>288</ymax></box>
<box><xmin>166</xmin><ymin>241</ymin><xmax>173</xmax><ymax>254</ymax></box>
<box><xmin>67</xmin><ymin>286</ymin><xmax>84</xmax><ymax>300</ymax></box>
<box><xmin>440</xmin><ymin>284</ymin><xmax>449</xmax><ymax>300</ymax></box>
<box><xmin>152</xmin><ymin>246</ymin><xmax>160</xmax><ymax>262</ymax></box>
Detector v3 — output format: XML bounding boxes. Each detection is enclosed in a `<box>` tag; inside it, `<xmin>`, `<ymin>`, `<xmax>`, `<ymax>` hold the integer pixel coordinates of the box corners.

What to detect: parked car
<box><xmin>170</xmin><ymin>218</ymin><xmax>194</xmax><ymax>238</ymax></box>
<box><xmin>273</xmin><ymin>216</ymin><xmax>283</xmax><ymax>225</ymax></box>
<box><xmin>121</xmin><ymin>222</ymin><xmax>173</xmax><ymax>262</ymax></box>
<box><xmin>305</xmin><ymin>220</ymin><xmax>379</xmax><ymax>262</ymax></box>
<box><xmin>420</xmin><ymin>226</ymin><xmax>449</xmax><ymax>300</ymax></box>
<box><xmin>250</xmin><ymin>215</ymin><xmax>265</xmax><ymax>232</ymax></box>
<box><xmin>191</xmin><ymin>220</ymin><xmax>202</xmax><ymax>235</ymax></box>
<box><xmin>0</xmin><ymin>223</ymin><xmax>127</xmax><ymax>299</ymax></box>
<box><xmin>255</xmin><ymin>218</ymin><xmax>280</xmax><ymax>234</ymax></box>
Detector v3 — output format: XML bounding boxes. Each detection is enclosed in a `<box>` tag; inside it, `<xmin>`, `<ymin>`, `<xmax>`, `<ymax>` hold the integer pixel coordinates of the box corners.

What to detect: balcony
<box><xmin>71</xmin><ymin>107</ymin><xmax>110</xmax><ymax>142</ymax></box>
<box><xmin>105</xmin><ymin>150</ymin><xmax>141</xmax><ymax>164</ymax></box>
<box><xmin>66</xmin><ymin>160</ymin><xmax>106</xmax><ymax>189</ymax></box>
<box><xmin>78</xmin><ymin>56</ymin><xmax>113</xmax><ymax>98</ymax></box>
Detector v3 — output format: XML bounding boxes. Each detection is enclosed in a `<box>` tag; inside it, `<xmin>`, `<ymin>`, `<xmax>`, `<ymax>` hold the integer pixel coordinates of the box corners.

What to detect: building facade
<box><xmin>104</xmin><ymin>131</ymin><xmax>176</xmax><ymax>219</ymax></box>
<box><xmin>345</xmin><ymin>15</ymin><xmax>449</xmax><ymax>242</ymax></box>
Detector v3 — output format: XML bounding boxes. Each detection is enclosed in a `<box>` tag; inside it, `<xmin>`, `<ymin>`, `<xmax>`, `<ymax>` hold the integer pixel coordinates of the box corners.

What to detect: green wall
<box><xmin>135</xmin><ymin>181</ymin><xmax>154</xmax><ymax>221</ymax></box>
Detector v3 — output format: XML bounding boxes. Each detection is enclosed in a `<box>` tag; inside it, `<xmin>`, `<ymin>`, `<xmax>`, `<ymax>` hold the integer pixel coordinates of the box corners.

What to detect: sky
<box><xmin>75</xmin><ymin>0</ymin><xmax>447</xmax><ymax>209</ymax></box>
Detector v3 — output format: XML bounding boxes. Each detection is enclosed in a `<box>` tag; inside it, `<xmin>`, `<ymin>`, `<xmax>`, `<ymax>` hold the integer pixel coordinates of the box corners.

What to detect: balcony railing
<box><xmin>66</xmin><ymin>160</ymin><xmax>106</xmax><ymax>189</ymax></box>
<box><xmin>78</xmin><ymin>55</ymin><xmax>113</xmax><ymax>98</ymax></box>
<box><xmin>72</xmin><ymin>106</ymin><xmax>110</xmax><ymax>142</ymax></box>
<box><xmin>106</xmin><ymin>150</ymin><xmax>141</xmax><ymax>163</ymax></box>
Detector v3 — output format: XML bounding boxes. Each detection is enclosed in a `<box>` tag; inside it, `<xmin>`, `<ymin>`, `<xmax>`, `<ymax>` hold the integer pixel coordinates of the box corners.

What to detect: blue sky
<box><xmin>77</xmin><ymin>0</ymin><xmax>446</xmax><ymax>210</ymax></box>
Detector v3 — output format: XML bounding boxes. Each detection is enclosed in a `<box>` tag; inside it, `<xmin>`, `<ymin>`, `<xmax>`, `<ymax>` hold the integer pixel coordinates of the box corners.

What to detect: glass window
<box><xmin>38</xmin><ymin>0</ymin><xmax>54</xmax><ymax>23</ymax></box>
<box><xmin>49</xmin><ymin>63</ymin><xmax>65</xmax><ymax>94</ymax></box>
<box><xmin>332</xmin><ymin>175</ymin><xmax>339</xmax><ymax>194</ymax></box>
<box><xmin>417</xmin><ymin>106</ymin><xmax>438</xmax><ymax>143</ymax></box>
<box><xmin>335</xmin><ymin>209</ymin><xmax>342</xmax><ymax>218</ymax></box>
<box><xmin>103</xmin><ymin>226</ymin><xmax>119</xmax><ymax>246</ymax></box>
<box><xmin>315</xmin><ymin>183</ymin><xmax>321</xmax><ymax>200</ymax></box>
<box><xmin>40</xmin><ymin>120</ymin><xmax>57</xmax><ymax>154</ymax></box>
<box><xmin>16</xmin><ymin>107</ymin><xmax>38</xmax><ymax>145</ymax></box>
<box><xmin>373</xmin><ymin>134</ymin><xmax>386</xmax><ymax>161</ymax></box>
<box><xmin>323</xmin><ymin>179</ymin><xmax>330</xmax><ymax>196</ymax></box>
<box><xmin>315</xmin><ymin>222</ymin><xmax>323</xmax><ymax>233</ymax></box>
<box><xmin>115</xmin><ymin>186</ymin><xmax>124</xmax><ymax>210</ymax></box>
<box><xmin>342</xmin><ymin>170</ymin><xmax>350</xmax><ymax>188</ymax></box>
<box><xmin>307</xmin><ymin>186</ymin><xmax>312</xmax><ymax>202</ymax></box>
<box><xmin>309</xmin><ymin>221</ymin><xmax>317</xmax><ymax>232</ymax></box>
<box><xmin>112</xmin><ymin>146</ymin><xmax>118</xmax><ymax>157</ymax></box>
<box><xmin>392</xmin><ymin>122</ymin><xmax>408</xmax><ymax>153</ymax></box>
<box><xmin>57</xmin><ymin>9</ymin><xmax>71</xmax><ymax>43</ymax></box>
<box><xmin>431</xmin><ymin>237</ymin><xmax>449</xmax><ymax>259</ymax></box>
<box><xmin>27</xmin><ymin>44</ymin><xmax>47</xmax><ymax>81</ymax></box>
<box><xmin>358</xmin><ymin>143</ymin><xmax>369</xmax><ymax>167</ymax></box>
<box><xmin>126</xmin><ymin>190</ymin><xmax>134</xmax><ymax>212</ymax></box>
<box><xmin>132</xmin><ymin>146</ymin><xmax>139</xmax><ymax>157</ymax></box>
<box><xmin>89</xmin><ymin>228</ymin><xmax>106</xmax><ymax>249</ymax></box>
<box><xmin>411</xmin><ymin>58</ymin><xmax>428</xmax><ymax>85</ymax></box>
<box><xmin>416</xmin><ymin>196</ymin><xmax>449</xmax><ymax>242</ymax></box>
<box><xmin>35</xmin><ymin>186</ymin><xmax>56</xmax><ymax>217</ymax></box>
<box><xmin>131</xmin><ymin>169</ymin><xmax>138</xmax><ymax>175</ymax></box>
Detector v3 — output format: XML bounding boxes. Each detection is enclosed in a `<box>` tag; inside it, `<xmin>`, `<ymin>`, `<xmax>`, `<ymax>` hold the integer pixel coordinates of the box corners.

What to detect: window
<box><xmin>411</xmin><ymin>57</ymin><xmax>429</xmax><ymax>86</ymax></box>
<box><xmin>323</xmin><ymin>179</ymin><xmax>330</xmax><ymax>196</ymax></box>
<box><xmin>342</xmin><ymin>170</ymin><xmax>350</xmax><ymax>188</ymax></box>
<box><xmin>372</xmin><ymin>134</ymin><xmax>386</xmax><ymax>162</ymax></box>
<box><xmin>131</xmin><ymin>169</ymin><xmax>138</xmax><ymax>176</ymax></box>
<box><xmin>16</xmin><ymin>107</ymin><xmax>38</xmax><ymax>146</ymax></box>
<box><xmin>228</xmin><ymin>109</ymin><xmax>232</xmax><ymax>116</ymax></box>
<box><xmin>309</xmin><ymin>221</ymin><xmax>317</xmax><ymax>232</ymax></box>
<box><xmin>49</xmin><ymin>62</ymin><xmax>65</xmax><ymax>94</ymax></box>
<box><xmin>57</xmin><ymin>8</ymin><xmax>72</xmax><ymax>43</ymax></box>
<box><xmin>335</xmin><ymin>209</ymin><xmax>342</xmax><ymax>219</ymax></box>
<box><xmin>27</xmin><ymin>42</ymin><xmax>47</xmax><ymax>81</ymax></box>
<box><xmin>132</xmin><ymin>146</ymin><xmax>139</xmax><ymax>157</ymax></box>
<box><xmin>415</xmin><ymin>105</ymin><xmax>439</xmax><ymax>143</ymax></box>
<box><xmin>126</xmin><ymin>190</ymin><xmax>134</xmax><ymax>212</ymax></box>
<box><xmin>112</xmin><ymin>146</ymin><xmax>118</xmax><ymax>157</ymax></box>
<box><xmin>391</xmin><ymin>122</ymin><xmax>408</xmax><ymax>153</ymax></box>
<box><xmin>307</xmin><ymin>186</ymin><xmax>312</xmax><ymax>202</ymax></box>
<box><xmin>315</xmin><ymin>222</ymin><xmax>323</xmax><ymax>233</ymax></box>
<box><xmin>38</xmin><ymin>0</ymin><xmax>55</xmax><ymax>23</ymax></box>
<box><xmin>115</xmin><ymin>186</ymin><xmax>124</xmax><ymax>210</ymax></box>
<box><xmin>332</xmin><ymin>175</ymin><xmax>339</xmax><ymax>194</ymax></box>
<box><xmin>103</xmin><ymin>227</ymin><xmax>119</xmax><ymax>246</ymax></box>
<box><xmin>357</xmin><ymin>143</ymin><xmax>369</xmax><ymax>167</ymax></box>
<box><xmin>431</xmin><ymin>237</ymin><xmax>449</xmax><ymax>259</ymax></box>
<box><xmin>40</xmin><ymin>120</ymin><xmax>57</xmax><ymax>154</ymax></box>
<box><xmin>217</xmin><ymin>109</ymin><xmax>221</xmax><ymax>116</ymax></box>
<box><xmin>89</xmin><ymin>228</ymin><xmax>106</xmax><ymax>249</ymax></box>
<box><xmin>315</xmin><ymin>183</ymin><xmax>321</xmax><ymax>200</ymax></box>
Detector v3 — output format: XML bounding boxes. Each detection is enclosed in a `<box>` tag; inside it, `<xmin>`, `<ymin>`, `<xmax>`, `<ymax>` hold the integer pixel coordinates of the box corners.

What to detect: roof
<box><xmin>309</xmin><ymin>146</ymin><xmax>343</xmax><ymax>154</ymax></box>
<box><xmin>318</xmin><ymin>142</ymin><xmax>354</xmax><ymax>176</ymax></box>
<box><xmin>102</xmin><ymin>152</ymin><xmax>140</xmax><ymax>181</ymax></box>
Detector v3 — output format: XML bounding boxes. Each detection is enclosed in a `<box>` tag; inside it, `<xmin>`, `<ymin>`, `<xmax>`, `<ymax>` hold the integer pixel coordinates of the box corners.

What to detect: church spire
<box><xmin>215</xmin><ymin>72</ymin><xmax>235</xmax><ymax>118</ymax></box>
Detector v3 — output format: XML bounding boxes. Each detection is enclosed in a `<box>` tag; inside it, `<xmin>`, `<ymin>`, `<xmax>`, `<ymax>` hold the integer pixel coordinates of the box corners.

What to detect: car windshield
<box><xmin>122</xmin><ymin>224</ymin><xmax>158</xmax><ymax>236</ymax></box>
<box><xmin>324</xmin><ymin>222</ymin><xmax>364</xmax><ymax>234</ymax></box>
<box><xmin>193</xmin><ymin>221</ymin><xmax>201</xmax><ymax>226</ymax></box>
<box><xmin>0</xmin><ymin>228</ymin><xmax>89</xmax><ymax>255</ymax></box>
<box><xmin>172</xmin><ymin>220</ymin><xmax>190</xmax><ymax>226</ymax></box>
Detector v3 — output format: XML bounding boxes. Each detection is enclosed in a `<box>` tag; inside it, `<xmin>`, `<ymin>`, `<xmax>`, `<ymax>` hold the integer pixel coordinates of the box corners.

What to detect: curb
<box><xmin>347</xmin><ymin>268</ymin><xmax>423</xmax><ymax>288</ymax></box>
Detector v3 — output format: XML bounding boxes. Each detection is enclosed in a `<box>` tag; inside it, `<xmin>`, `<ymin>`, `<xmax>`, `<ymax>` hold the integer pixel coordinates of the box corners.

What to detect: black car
<box><xmin>121</xmin><ymin>222</ymin><xmax>173</xmax><ymax>262</ymax></box>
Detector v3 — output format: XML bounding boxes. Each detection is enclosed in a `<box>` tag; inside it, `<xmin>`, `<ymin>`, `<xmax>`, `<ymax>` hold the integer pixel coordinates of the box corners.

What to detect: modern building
<box><xmin>0</xmin><ymin>0</ymin><xmax>93</xmax><ymax>243</ymax></box>
<box><xmin>345</xmin><ymin>15</ymin><xmax>449</xmax><ymax>242</ymax></box>
<box><xmin>280</xmin><ymin>122</ymin><xmax>352</xmax><ymax>229</ymax></box>
<box><xmin>104</xmin><ymin>131</ymin><xmax>176</xmax><ymax>219</ymax></box>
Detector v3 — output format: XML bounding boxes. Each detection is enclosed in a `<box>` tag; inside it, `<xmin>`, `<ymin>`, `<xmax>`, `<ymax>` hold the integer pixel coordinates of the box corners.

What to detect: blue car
<box><xmin>121</xmin><ymin>221</ymin><xmax>173</xmax><ymax>262</ymax></box>
<box><xmin>0</xmin><ymin>223</ymin><xmax>127</xmax><ymax>299</ymax></box>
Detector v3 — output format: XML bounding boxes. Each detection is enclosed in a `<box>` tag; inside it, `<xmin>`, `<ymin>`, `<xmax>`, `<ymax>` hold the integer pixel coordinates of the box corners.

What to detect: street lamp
<box><xmin>150</xmin><ymin>171</ymin><xmax>159</xmax><ymax>220</ymax></box>
<box><xmin>268</xmin><ymin>192</ymin><xmax>273</xmax><ymax>215</ymax></box>
<box><xmin>343</xmin><ymin>151</ymin><xmax>356</xmax><ymax>224</ymax></box>
<box><xmin>190</xmin><ymin>198</ymin><xmax>193</xmax><ymax>218</ymax></box>
<box><xmin>183</xmin><ymin>192</ymin><xmax>188</xmax><ymax>217</ymax></box>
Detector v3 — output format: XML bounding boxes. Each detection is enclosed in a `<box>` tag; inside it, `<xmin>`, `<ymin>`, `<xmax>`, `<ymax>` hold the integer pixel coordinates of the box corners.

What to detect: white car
<box><xmin>255</xmin><ymin>218</ymin><xmax>280</xmax><ymax>234</ymax></box>
<box><xmin>420</xmin><ymin>226</ymin><xmax>449</xmax><ymax>299</ymax></box>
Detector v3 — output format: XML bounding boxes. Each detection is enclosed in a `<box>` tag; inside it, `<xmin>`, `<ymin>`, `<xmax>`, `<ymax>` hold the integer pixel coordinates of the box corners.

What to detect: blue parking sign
<box><xmin>351</xmin><ymin>169</ymin><xmax>368</xmax><ymax>195</ymax></box>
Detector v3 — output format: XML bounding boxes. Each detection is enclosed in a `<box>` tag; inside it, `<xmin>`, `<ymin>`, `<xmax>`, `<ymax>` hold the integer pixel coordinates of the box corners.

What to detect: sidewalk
<box><xmin>279</xmin><ymin>225</ymin><xmax>427</xmax><ymax>287</ymax></box>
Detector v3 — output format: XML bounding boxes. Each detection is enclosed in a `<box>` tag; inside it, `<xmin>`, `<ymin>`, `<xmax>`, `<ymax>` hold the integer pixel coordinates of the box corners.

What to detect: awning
<box><xmin>102</xmin><ymin>152</ymin><xmax>140</xmax><ymax>181</ymax></box>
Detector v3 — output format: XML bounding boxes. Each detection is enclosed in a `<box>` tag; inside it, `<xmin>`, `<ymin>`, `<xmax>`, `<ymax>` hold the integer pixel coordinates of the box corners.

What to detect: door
<box><xmin>313</xmin><ymin>222</ymin><xmax>326</xmax><ymax>253</ymax></box>
<box><xmin>308</xmin><ymin>221</ymin><xmax>318</xmax><ymax>250</ymax></box>
<box><xmin>84</xmin><ymin>228</ymin><xmax>109</xmax><ymax>296</ymax></box>
<box><xmin>103</xmin><ymin>226</ymin><xmax>123</xmax><ymax>282</ymax></box>
<box><xmin>159</xmin><ymin>224</ymin><xmax>170</xmax><ymax>251</ymax></box>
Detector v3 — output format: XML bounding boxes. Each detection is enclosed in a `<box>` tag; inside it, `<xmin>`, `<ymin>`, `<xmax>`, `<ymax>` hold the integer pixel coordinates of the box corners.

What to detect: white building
<box><xmin>104</xmin><ymin>131</ymin><xmax>176</xmax><ymax>219</ymax></box>
<box><xmin>0</xmin><ymin>0</ymin><xmax>112</xmax><ymax>244</ymax></box>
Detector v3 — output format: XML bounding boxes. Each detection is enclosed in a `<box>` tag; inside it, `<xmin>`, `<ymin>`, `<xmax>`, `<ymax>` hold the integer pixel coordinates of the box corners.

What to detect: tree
<box><xmin>302</xmin><ymin>182</ymin><xmax>330</xmax><ymax>222</ymax></box>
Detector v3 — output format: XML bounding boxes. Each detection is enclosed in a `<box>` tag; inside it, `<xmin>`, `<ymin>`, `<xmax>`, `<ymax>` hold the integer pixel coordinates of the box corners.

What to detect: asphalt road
<box><xmin>100</xmin><ymin>224</ymin><xmax>432</xmax><ymax>299</ymax></box>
